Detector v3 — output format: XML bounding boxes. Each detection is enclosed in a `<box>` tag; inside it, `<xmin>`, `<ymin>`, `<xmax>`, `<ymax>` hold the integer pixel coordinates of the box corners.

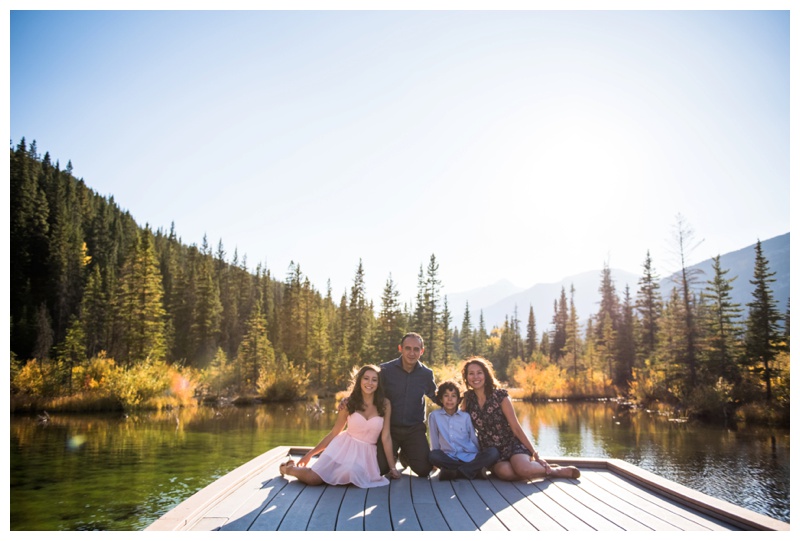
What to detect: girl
<box><xmin>279</xmin><ymin>365</ymin><xmax>401</xmax><ymax>487</ymax></box>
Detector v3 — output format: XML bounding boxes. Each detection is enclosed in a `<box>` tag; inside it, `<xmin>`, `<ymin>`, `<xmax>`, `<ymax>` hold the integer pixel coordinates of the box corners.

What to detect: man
<box><xmin>377</xmin><ymin>332</ymin><xmax>437</xmax><ymax>477</ymax></box>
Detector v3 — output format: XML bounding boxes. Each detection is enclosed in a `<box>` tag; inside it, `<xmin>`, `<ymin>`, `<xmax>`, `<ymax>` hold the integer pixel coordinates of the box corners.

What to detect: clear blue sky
<box><xmin>7</xmin><ymin>3</ymin><xmax>793</xmax><ymax>308</ymax></box>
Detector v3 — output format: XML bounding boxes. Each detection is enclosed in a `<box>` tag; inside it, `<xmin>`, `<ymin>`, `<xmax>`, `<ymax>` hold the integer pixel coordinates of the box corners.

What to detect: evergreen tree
<box><xmin>551</xmin><ymin>288</ymin><xmax>568</xmax><ymax>364</ymax></box>
<box><xmin>701</xmin><ymin>255</ymin><xmax>743</xmax><ymax>384</ymax></box>
<box><xmin>671</xmin><ymin>214</ymin><xmax>703</xmax><ymax>390</ymax></box>
<box><xmin>477</xmin><ymin>311</ymin><xmax>489</xmax><ymax>357</ymax></box>
<box><xmin>423</xmin><ymin>254</ymin><xmax>442</xmax><ymax>365</ymax></box>
<box><xmin>460</xmin><ymin>301</ymin><xmax>474</xmax><ymax>357</ymax></box>
<box><xmin>525</xmin><ymin>305</ymin><xmax>538</xmax><ymax>359</ymax></box>
<box><xmin>191</xmin><ymin>253</ymin><xmax>223</xmax><ymax>367</ymax></box>
<box><xmin>636</xmin><ymin>250</ymin><xmax>662</xmax><ymax>361</ymax></box>
<box><xmin>112</xmin><ymin>229</ymin><xmax>166</xmax><ymax>364</ymax></box>
<box><xmin>236</xmin><ymin>298</ymin><xmax>275</xmax><ymax>392</ymax></box>
<box><xmin>347</xmin><ymin>259</ymin><xmax>373</xmax><ymax>365</ymax></box>
<box><xmin>564</xmin><ymin>285</ymin><xmax>581</xmax><ymax>378</ymax></box>
<box><xmin>594</xmin><ymin>265</ymin><xmax>620</xmax><ymax>377</ymax></box>
<box><xmin>374</xmin><ymin>274</ymin><xmax>404</xmax><ymax>360</ymax></box>
<box><xmin>81</xmin><ymin>265</ymin><xmax>110</xmax><ymax>357</ymax></box>
<box><xmin>441</xmin><ymin>296</ymin><xmax>454</xmax><ymax>365</ymax></box>
<box><xmin>617</xmin><ymin>285</ymin><xmax>636</xmax><ymax>388</ymax></box>
<box><xmin>744</xmin><ymin>240</ymin><xmax>782</xmax><ymax>402</ymax></box>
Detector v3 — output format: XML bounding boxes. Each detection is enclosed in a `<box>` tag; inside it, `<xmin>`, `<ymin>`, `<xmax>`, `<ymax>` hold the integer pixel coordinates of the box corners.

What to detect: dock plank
<box><xmin>337</xmin><ymin>486</ymin><xmax>368</xmax><ymax>530</ymax></box>
<box><xmin>411</xmin><ymin>475</ymin><xmax>450</xmax><ymax>530</ymax></box>
<box><xmin>510</xmin><ymin>479</ymin><xmax>595</xmax><ymax>531</ymax></box>
<box><xmin>448</xmin><ymin>477</ymin><xmax>507</xmax><ymax>530</ymax></box>
<box><xmin>429</xmin><ymin>477</ymin><xmax>478</xmax><ymax>531</ymax></box>
<box><xmin>574</xmin><ymin>469</ymin><xmax>682</xmax><ymax>531</ymax></box>
<box><xmin>217</xmin><ymin>477</ymin><xmax>287</xmax><ymax>531</ymax></box>
<box><xmin>249</xmin><ymin>478</ymin><xmax>305</xmax><ymax>530</ymax></box>
<box><xmin>593</xmin><ymin>469</ymin><xmax>732</xmax><ymax>531</ymax></box>
<box><xmin>485</xmin><ymin>476</ymin><xmax>566</xmax><ymax>531</ymax></box>
<box><xmin>278</xmin><ymin>483</ymin><xmax>325</xmax><ymax>530</ymax></box>
<box><xmin>388</xmin><ymin>472</ymin><xmax>422</xmax><ymax>530</ymax></box>
<box><xmin>308</xmin><ymin>484</ymin><xmax>347</xmax><ymax>530</ymax></box>
<box><xmin>470</xmin><ymin>477</ymin><xmax>536</xmax><ymax>530</ymax></box>
<box><xmin>364</xmin><ymin>484</ymin><xmax>392</xmax><ymax>531</ymax></box>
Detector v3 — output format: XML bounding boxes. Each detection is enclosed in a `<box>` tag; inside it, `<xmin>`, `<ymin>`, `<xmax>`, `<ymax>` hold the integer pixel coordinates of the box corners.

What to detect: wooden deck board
<box><xmin>411</xmin><ymin>475</ymin><xmax>450</xmax><ymax>530</ymax></box>
<box><xmin>364</xmin><ymin>484</ymin><xmax>392</xmax><ymax>531</ymax></box>
<box><xmin>569</xmin><ymin>469</ymin><xmax>682</xmax><ymax>531</ymax></box>
<box><xmin>145</xmin><ymin>447</ymin><xmax>788</xmax><ymax>532</ymax></box>
<box><xmin>277</xmin><ymin>483</ymin><xmax>325</xmax><ymax>530</ymax></box>
<box><xmin>447</xmin><ymin>476</ymin><xmax>508</xmax><ymax>530</ymax></box>
<box><xmin>485</xmin><ymin>476</ymin><xmax>567</xmax><ymax>531</ymax></box>
<box><xmin>429</xmin><ymin>477</ymin><xmax>478</xmax><ymax>531</ymax></box>
<box><xmin>469</xmin><ymin>476</ymin><xmax>537</xmax><ymax>531</ymax></box>
<box><xmin>388</xmin><ymin>470</ymin><xmax>422</xmax><ymax>530</ymax></box>
<box><xmin>307</xmin><ymin>484</ymin><xmax>346</xmax><ymax>530</ymax></box>
<box><xmin>509</xmin><ymin>478</ymin><xmax>596</xmax><ymax>530</ymax></box>
<box><xmin>592</xmin><ymin>469</ymin><xmax>734</xmax><ymax>530</ymax></box>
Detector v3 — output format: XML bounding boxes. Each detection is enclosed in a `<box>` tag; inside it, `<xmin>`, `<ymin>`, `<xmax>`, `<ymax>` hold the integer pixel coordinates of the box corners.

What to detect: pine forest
<box><xmin>8</xmin><ymin>139</ymin><xmax>790</xmax><ymax>427</ymax></box>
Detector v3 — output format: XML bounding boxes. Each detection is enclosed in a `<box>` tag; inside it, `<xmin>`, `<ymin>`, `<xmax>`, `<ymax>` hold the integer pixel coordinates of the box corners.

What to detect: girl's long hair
<box><xmin>346</xmin><ymin>365</ymin><xmax>387</xmax><ymax>416</ymax></box>
<box><xmin>460</xmin><ymin>356</ymin><xmax>500</xmax><ymax>396</ymax></box>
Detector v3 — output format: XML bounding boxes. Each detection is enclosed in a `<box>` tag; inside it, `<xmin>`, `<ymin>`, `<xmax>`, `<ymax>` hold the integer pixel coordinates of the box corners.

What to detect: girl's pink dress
<box><xmin>310</xmin><ymin>412</ymin><xmax>389</xmax><ymax>488</ymax></box>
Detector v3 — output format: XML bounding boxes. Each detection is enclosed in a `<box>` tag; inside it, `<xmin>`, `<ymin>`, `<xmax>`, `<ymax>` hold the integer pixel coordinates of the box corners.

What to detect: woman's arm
<box><xmin>297</xmin><ymin>406</ymin><xmax>349</xmax><ymax>467</ymax></box>
<box><xmin>499</xmin><ymin>395</ymin><xmax>541</xmax><ymax>460</ymax></box>
<box><xmin>382</xmin><ymin>400</ymin><xmax>400</xmax><ymax>479</ymax></box>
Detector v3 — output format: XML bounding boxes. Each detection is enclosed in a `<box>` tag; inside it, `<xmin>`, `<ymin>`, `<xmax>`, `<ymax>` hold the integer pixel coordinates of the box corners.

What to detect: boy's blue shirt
<box><xmin>428</xmin><ymin>408</ymin><xmax>480</xmax><ymax>462</ymax></box>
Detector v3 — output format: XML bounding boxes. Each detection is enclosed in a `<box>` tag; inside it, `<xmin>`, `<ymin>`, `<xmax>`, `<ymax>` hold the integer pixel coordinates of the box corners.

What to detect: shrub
<box><xmin>685</xmin><ymin>378</ymin><xmax>734</xmax><ymax>422</ymax></box>
<box><xmin>257</xmin><ymin>360</ymin><xmax>310</xmax><ymax>401</ymax></box>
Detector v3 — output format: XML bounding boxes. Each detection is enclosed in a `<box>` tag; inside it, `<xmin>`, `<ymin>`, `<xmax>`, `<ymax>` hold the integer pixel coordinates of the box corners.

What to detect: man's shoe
<box><xmin>438</xmin><ymin>469</ymin><xmax>458</xmax><ymax>481</ymax></box>
<box><xmin>477</xmin><ymin>468</ymin><xmax>490</xmax><ymax>480</ymax></box>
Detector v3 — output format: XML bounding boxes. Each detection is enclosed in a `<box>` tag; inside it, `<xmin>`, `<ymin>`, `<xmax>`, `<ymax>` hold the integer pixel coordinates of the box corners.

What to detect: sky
<box><xmin>6</xmin><ymin>1</ymin><xmax>794</xmax><ymax>309</ymax></box>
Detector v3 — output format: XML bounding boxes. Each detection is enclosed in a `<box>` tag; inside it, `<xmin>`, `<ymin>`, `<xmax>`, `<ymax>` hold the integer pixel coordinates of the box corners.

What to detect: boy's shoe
<box><xmin>477</xmin><ymin>468</ymin><xmax>490</xmax><ymax>480</ymax></box>
<box><xmin>438</xmin><ymin>469</ymin><xmax>458</xmax><ymax>481</ymax></box>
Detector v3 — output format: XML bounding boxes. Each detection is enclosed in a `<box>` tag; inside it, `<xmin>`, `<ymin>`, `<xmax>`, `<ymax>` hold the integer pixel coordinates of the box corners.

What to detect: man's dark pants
<box><xmin>378</xmin><ymin>423</ymin><xmax>432</xmax><ymax>477</ymax></box>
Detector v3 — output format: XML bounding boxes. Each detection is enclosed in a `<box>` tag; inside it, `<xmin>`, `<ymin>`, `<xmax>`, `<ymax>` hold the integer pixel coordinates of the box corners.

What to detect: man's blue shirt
<box><xmin>379</xmin><ymin>357</ymin><xmax>436</xmax><ymax>427</ymax></box>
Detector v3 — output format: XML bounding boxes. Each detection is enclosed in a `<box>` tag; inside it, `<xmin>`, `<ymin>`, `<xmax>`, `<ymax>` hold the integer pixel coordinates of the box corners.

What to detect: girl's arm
<box><xmin>499</xmin><ymin>395</ymin><xmax>543</xmax><ymax>462</ymax></box>
<box><xmin>382</xmin><ymin>400</ymin><xmax>400</xmax><ymax>479</ymax></box>
<box><xmin>297</xmin><ymin>406</ymin><xmax>349</xmax><ymax>467</ymax></box>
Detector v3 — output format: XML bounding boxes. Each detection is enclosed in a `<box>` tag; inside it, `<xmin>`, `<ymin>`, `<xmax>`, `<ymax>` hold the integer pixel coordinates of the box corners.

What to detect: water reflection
<box><xmin>10</xmin><ymin>400</ymin><xmax>789</xmax><ymax>530</ymax></box>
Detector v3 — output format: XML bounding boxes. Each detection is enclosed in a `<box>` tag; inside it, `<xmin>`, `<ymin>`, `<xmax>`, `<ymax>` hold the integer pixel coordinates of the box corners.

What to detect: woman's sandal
<box><xmin>279</xmin><ymin>459</ymin><xmax>295</xmax><ymax>478</ymax></box>
<box><xmin>548</xmin><ymin>465</ymin><xmax>581</xmax><ymax>479</ymax></box>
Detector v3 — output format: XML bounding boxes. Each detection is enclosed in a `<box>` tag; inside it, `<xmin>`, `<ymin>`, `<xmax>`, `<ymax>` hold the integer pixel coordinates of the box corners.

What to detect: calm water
<box><xmin>9</xmin><ymin>400</ymin><xmax>790</xmax><ymax>530</ymax></box>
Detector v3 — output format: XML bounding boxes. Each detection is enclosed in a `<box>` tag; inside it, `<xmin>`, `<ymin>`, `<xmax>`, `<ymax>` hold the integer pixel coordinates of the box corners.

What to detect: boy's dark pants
<box><xmin>378</xmin><ymin>423</ymin><xmax>432</xmax><ymax>477</ymax></box>
<box><xmin>429</xmin><ymin>447</ymin><xmax>500</xmax><ymax>479</ymax></box>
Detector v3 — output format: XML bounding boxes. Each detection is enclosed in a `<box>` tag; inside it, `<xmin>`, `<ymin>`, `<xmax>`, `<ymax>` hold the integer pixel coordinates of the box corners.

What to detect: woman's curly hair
<box><xmin>460</xmin><ymin>356</ymin><xmax>500</xmax><ymax>395</ymax></box>
<box><xmin>346</xmin><ymin>365</ymin><xmax>387</xmax><ymax>417</ymax></box>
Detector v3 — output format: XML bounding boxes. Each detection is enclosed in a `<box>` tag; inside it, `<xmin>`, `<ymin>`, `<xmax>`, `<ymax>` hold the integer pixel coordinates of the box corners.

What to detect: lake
<box><xmin>9</xmin><ymin>399</ymin><xmax>790</xmax><ymax>530</ymax></box>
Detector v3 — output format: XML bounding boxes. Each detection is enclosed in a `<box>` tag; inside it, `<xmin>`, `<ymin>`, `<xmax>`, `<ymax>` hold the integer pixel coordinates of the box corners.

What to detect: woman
<box><xmin>460</xmin><ymin>357</ymin><xmax>580</xmax><ymax>481</ymax></box>
<box><xmin>279</xmin><ymin>365</ymin><xmax>401</xmax><ymax>487</ymax></box>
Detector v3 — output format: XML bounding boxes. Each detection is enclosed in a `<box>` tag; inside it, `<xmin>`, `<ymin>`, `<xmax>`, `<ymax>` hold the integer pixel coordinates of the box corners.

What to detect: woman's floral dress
<box><xmin>463</xmin><ymin>388</ymin><xmax>530</xmax><ymax>462</ymax></box>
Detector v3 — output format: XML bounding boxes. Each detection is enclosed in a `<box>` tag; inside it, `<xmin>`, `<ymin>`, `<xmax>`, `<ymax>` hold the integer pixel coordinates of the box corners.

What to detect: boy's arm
<box><xmin>465</xmin><ymin>415</ymin><xmax>480</xmax><ymax>449</ymax></box>
<box><xmin>428</xmin><ymin>412</ymin><xmax>441</xmax><ymax>451</ymax></box>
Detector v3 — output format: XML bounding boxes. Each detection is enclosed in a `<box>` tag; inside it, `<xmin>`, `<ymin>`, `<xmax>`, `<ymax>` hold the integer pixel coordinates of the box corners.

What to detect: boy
<box><xmin>428</xmin><ymin>380</ymin><xmax>500</xmax><ymax>480</ymax></box>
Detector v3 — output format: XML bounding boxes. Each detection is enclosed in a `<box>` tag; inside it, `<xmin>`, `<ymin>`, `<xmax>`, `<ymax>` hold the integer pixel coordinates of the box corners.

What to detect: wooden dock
<box><xmin>145</xmin><ymin>446</ymin><xmax>788</xmax><ymax>531</ymax></box>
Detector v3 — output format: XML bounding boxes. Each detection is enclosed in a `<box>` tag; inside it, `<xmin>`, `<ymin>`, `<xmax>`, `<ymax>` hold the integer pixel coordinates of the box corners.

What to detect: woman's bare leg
<box><xmin>509</xmin><ymin>454</ymin><xmax>548</xmax><ymax>480</ymax></box>
<box><xmin>282</xmin><ymin>463</ymin><xmax>325</xmax><ymax>485</ymax></box>
<box><xmin>491</xmin><ymin>460</ymin><xmax>524</xmax><ymax>481</ymax></box>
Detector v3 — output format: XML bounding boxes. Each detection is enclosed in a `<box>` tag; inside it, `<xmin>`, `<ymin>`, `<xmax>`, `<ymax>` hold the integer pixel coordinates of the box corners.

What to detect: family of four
<box><xmin>279</xmin><ymin>332</ymin><xmax>580</xmax><ymax>487</ymax></box>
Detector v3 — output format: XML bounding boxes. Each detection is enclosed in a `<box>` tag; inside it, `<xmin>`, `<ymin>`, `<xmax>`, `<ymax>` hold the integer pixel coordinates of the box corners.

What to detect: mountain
<box><xmin>446</xmin><ymin>279</ymin><xmax>525</xmax><ymax>326</ymax></box>
<box><xmin>659</xmin><ymin>232</ymin><xmax>789</xmax><ymax>318</ymax></box>
<box><xmin>447</xmin><ymin>233</ymin><xmax>789</xmax><ymax>332</ymax></box>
